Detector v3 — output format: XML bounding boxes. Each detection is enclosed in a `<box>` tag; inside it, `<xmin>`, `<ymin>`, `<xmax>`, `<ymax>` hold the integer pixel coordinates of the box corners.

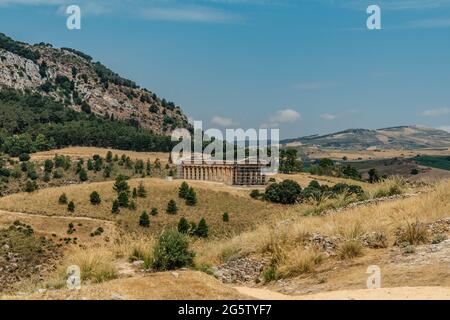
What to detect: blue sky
<box><xmin>0</xmin><ymin>0</ymin><xmax>450</xmax><ymax>139</ymax></box>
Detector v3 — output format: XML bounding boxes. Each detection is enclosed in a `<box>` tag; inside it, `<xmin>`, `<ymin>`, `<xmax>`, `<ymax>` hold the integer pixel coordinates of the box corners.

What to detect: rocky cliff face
<box><xmin>0</xmin><ymin>33</ymin><xmax>190</xmax><ymax>136</ymax></box>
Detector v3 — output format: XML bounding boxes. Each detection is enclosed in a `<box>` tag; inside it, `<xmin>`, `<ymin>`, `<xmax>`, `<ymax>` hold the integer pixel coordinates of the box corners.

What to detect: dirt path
<box><xmin>234</xmin><ymin>286</ymin><xmax>450</xmax><ymax>300</ymax></box>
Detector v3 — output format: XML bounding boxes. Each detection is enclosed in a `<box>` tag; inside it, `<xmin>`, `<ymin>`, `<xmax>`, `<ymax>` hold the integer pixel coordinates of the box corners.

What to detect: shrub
<box><xmin>78</xmin><ymin>168</ymin><xmax>88</xmax><ymax>182</ymax></box>
<box><xmin>137</xmin><ymin>182</ymin><xmax>147</xmax><ymax>198</ymax></box>
<box><xmin>178</xmin><ymin>217</ymin><xmax>190</xmax><ymax>234</ymax></box>
<box><xmin>24</xmin><ymin>180</ymin><xmax>38</xmax><ymax>192</ymax></box>
<box><xmin>139</xmin><ymin>211</ymin><xmax>150</xmax><ymax>228</ymax></box>
<box><xmin>250</xmin><ymin>190</ymin><xmax>261</xmax><ymax>199</ymax></box>
<box><xmin>410</xmin><ymin>168</ymin><xmax>419</xmax><ymax>175</ymax></box>
<box><xmin>150</xmin><ymin>207</ymin><xmax>158</xmax><ymax>216</ymax></box>
<box><xmin>58</xmin><ymin>193</ymin><xmax>68</xmax><ymax>204</ymax></box>
<box><xmin>113</xmin><ymin>175</ymin><xmax>130</xmax><ymax>194</ymax></box>
<box><xmin>152</xmin><ymin>230</ymin><xmax>195</xmax><ymax>271</ymax></box>
<box><xmin>196</xmin><ymin>218</ymin><xmax>209</xmax><ymax>238</ymax></box>
<box><xmin>396</xmin><ymin>220</ymin><xmax>429</xmax><ymax>245</ymax></box>
<box><xmin>90</xmin><ymin>191</ymin><xmax>101</xmax><ymax>205</ymax></box>
<box><xmin>129</xmin><ymin>200</ymin><xmax>137</xmax><ymax>211</ymax></box>
<box><xmin>185</xmin><ymin>187</ymin><xmax>197</xmax><ymax>206</ymax></box>
<box><xmin>338</xmin><ymin>240</ymin><xmax>363</xmax><ymax>260</ymax></box>
<box><xmin>117</xmin><ymin>192</ymin><xmax>129</xmax><ymax>208</ymax></box>
<box><xmin>222</xmin><ymin>212</ymin><xmax>229</xmax><ymax>222</ymax></box>
<box><xmin>432</xmin><ymin>234</ymin><xmax>447</xmax><ymax>244</ymax></box>
<box><xmin>166</xmin><ymin>199</ymin><xmax>178</xmax><ymax>214</ymax></box>
<box><xmin>112</xmin><ymin>200</ymin><xmax>120</xmax><ymax>214</ymax></box>
<box><xmin>68</xmin><ymin>201</ymin><xmax>75</xmax><ymax>212</ymax></box>
<box><xmin>178</xmin><ymin>182</ymin><xmax>189</xmax><ymax>199</ymax></box>
<box><xmin>265</xmin><ymin>179</ymin><xmax>302</xmax><ymax>204</ymax></box>
<box><xmin>19</xmin><ymin>153</ymin><xmax>30</xmax><ymax>162</ymax></box>
<box><xmin>44</xmin><ymin>159</ymin><xmax>54</xmax><ymax>173</ymax></box>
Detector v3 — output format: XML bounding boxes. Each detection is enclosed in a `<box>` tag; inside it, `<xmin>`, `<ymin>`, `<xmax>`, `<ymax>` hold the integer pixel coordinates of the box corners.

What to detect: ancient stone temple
<box><xmin>177</xmin><ymin>159</ymin><xmax>270</xmax><ymax>186</ymax></box>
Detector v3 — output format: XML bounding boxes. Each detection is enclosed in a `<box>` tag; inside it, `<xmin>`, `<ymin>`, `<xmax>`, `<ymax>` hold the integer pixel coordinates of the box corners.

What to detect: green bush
<box><xmin>58</xmin><ymin>193</ymin><xmax>68</xmax><ymax>205</ymax></box>
<box><xmin>265</xmin><ymin>179</ymin><xmax>302</xmax><ymax>204</ymax></box>
<box><xmin>152</xmin><ymin>229</ymin><xmax>195</xmax><ymax>271</ymax></box>
<box><xmin>196</xmin><ymin>218</ymin><xmax>209</xmax><ymax>238</ymax></box>
<box><xmin>112</xmin><ymin>200</ymin><xmax>120</xmax><ymax>214</ymax></box>
<box><xmin>137</xmin><ymin>182</ymin><xmax>147</xmax><ymax>198</ymax></box>
<box><xmin>178</xmin><ymin>182</ymin><xmax>189</xmax><ymax>199</ymax></box>
<box><xmin>222</xmin><ymin>212</ymin><xmax>229</xmax><ymax>222</ymax></box>
<box><xmin>185</xmin><ymin>187</ymin><xmax>197</xmax><ymax>206</ymax></box>
<box><xmin>68</xmin><ymin>201</ymin><xmax>75</xmax><ymax>212</ymax></box>
<box><xmin>166</xmin><ymin>200</ymin><xmax>178</xmax><ymax>214</ymax></box>
<box><xmin>90</xmin><ymin>191</ymin><xmax>101</xmax><ymax>205</ymax></box>
<box><xmin>139</xmin><ymin>211</ymin><xmax>150</xmax><ymax>228</ymax></box>
<box><xmin>178</xmin><ymin>217</ymin><xmax>190</xmax><ymax>234</ymax></box>
<box><xmin>151</xmin><ymin>207</ymin><xmax>158</xmax><ymax>216</ymax></box>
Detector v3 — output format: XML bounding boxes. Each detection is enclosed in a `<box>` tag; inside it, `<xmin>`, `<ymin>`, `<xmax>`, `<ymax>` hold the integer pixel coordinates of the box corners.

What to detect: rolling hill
<box><xmin>282</xmin><ymin>126</ymin><xmax>450</xmax><ymax>150</ymax></box>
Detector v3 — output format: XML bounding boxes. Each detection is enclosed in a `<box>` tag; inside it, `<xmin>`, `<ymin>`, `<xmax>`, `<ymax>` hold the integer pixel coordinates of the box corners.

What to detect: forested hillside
<box><xmin>0</xmin><ymin>89</ymin><xmax>177</xmax><ymax>156</ymax></box>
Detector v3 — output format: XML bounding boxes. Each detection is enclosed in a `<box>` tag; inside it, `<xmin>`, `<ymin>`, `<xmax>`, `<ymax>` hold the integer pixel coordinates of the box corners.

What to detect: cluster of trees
<box><xmin>111</xmin><ymin>176</ymin><xmax>147</xmax><ymax>214</ymax></box>
<box><xmin>308</xmin><ymin>158</ymin><xmax>362</xmax><ymax>180</ymax></box>
<box><xmin>279</xmin><ymin>149</ymin><xmax>303</xmax><ymax>174</ymax></box>
<box><xmin>261</xmin><ymin>179</ymin><xmax>365</xmax><ymax>205</ymax></box>
<box><xmin>0</xmin><ymin>89</ymin><xmax>177</xmax><ymax>157</ymax></box>
<box><xmin>0</xmin><ymin>32</ymin><xmax>40</xmax><ymax>62</ymax></box>
<box><xmin>92</xmin><ymin>62</ymin><xmax>138</xmax><ymax>89</ymax></box>
<box><xmin>178</xmin><ymin>182</ymin><xmax>197</xmax><ymax>206</ymax></box>
<box><xmin>177</xmin><ymin>217</ymin><xmax>209</xmax><ymax>238</ymax></box>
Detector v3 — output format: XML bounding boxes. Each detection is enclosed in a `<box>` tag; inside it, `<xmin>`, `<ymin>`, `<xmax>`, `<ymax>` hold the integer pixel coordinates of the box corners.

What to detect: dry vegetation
<box><xmin>30</xmin><ymin>147</ymin><xmax>170</xmax><ymax>163</ymax></box>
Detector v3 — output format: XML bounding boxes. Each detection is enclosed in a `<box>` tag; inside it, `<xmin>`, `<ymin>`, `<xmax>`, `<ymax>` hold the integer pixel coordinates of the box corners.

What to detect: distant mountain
<box><xmin>0</xmin><ymin>32</ymin><xmax>190</xmax><ymax>136</ymax></box>
<box><xmin>282</xmin><ymin>126</ymin><xmax>450</xmax><ymax>150</ymax></box>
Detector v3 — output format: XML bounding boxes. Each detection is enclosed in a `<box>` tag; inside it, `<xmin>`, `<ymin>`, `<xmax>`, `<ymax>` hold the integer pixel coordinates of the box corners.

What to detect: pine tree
<box><xmin>151</xmin><ymin>207</ymin><xmax>158</xmax><ymax>216</ymax></box>
<box><xmin>146</xmin><ymin>160</ymin><xmax>152</xmax><ymax>176</ymax></box>
<box><xmin>117</xmin><ymin>192</ymin><xmax>129</xmax><ymax>208</ymax></box>
<box><xmin>79</xmin><ymin>168</ymin><xmax>88</xmax><ymax>182</ymax></box>
<box><xmin>103</xmin><ymin>165</ymin><xmax>112</xmax><ymax>178</ymax></box>
<box><xmin>112</xmin><ymin>200</ymin><xmax>120</xmax><ymax>214</ymax></box>
<box><xmin>132</xmin><ymin>187</ymin><xmax>138</xmax><ymax>199</ymax></box>
<box><xmin>196</xmin><ymin>218</ymin><xmax>209</xmax><ymax>238</ymax></box>
<box><xmin>185</xmin><ymin>187</ymin><xmax>197</xmax><ymax>206</ymax></box>
<box><xmin>68</xmin><ymin>201</ymin><xmax>75</xmax><ymax>212</ymax></box>
<box><xmin>137</xmin><ymin>182</ymin><xmax>147</xmax><ymax>198</ymax></box>
<box><xmin>139</xmin><ymin>211</ymin><xmax>150</xmax><ymax>228</ymax></box>
<box><xmin>59</xmin><ymin>193</ymin><xmax>68</xmax><ymax>204</ymax></box>
<box><xmin>166</xmin><ymin>200</ymin><xmax>178</xmax><ymax>215</ymax></box>
<box><xmin>106</xmin><ymin>151</ymin><xmax>113</xmax><ymax>163</ymax></box>
<box><xmin>113</xmin><ymin>175</ymin><xmax>130</xmax><ymax>194</ymax></box>
<box><xmin>222</xmin><ymin>212</ymin><xmax>229</xmax><ymax>222</ymax></box>
<box><xmin>129</xmin><ymin>200</ymin><xmax>137</xmax><ymax>211</ymax></box>
<box><xmin>87</xmin><ymin>159</ymin><xmax>94</xmax><ymax>171</ymax></box>
<box><xmin>178</xmin><ymin>182</ymin><xmax>189</xmax><ymax>199</ymax></box>
<box><xmin>178</xmin><ymin>217</ymin><xmax>190</xmax><ymax>234</ymax></box>
<box><xmin>90</xmin><ymin>191</ymin><xmax>101</xmax><ymax>205</ymax></box>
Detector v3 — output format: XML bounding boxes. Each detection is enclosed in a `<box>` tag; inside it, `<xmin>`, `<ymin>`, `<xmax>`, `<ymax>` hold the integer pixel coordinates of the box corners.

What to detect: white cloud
<box><xmin>423</xmin><ymin>107</ymin><xmax>450</xmax><ymax>116</ymax></box>
<box><xmin>320</xmin><ymin>113</ymin><xmax>337</xmax><ymax>120</ymax></box>
<box><xmin>261</xmin><ymin>108</ymin><xmax>300</xmax><ymax>128</ymax></box>
<box><xmin>211</xmin><ymin>115</ymin><xmax>235</xmax><ymax>126</ymax></box>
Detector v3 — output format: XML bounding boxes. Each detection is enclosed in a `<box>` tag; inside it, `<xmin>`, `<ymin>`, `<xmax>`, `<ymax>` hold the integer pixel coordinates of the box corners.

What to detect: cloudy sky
<box><xmin>0</xmin><ymin>0</ymin><xmax>450</xmax><ymax>138</ymax></box>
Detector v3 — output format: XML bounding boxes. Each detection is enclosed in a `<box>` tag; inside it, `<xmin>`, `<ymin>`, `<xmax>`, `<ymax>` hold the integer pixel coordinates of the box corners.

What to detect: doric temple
<box><xmin>177</xmin><ymin>158</ymin><xmax>270</xmax><ymax>186</ymax></box>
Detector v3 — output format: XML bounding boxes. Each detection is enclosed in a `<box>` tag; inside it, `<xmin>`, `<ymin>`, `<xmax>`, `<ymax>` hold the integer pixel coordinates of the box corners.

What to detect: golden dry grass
<box><xmin>304</xmin><ymin>148</ymin><xmax>450</xmax><ymax>161</ymax></box>
<box><xmin>31</xmin><ymin>147</ymin><xmax>170</xmax><ymax>163</ymax></box>
<box><xmin>196</xmin><ymin>179</ymin><xmax>450</xmax><ymax>265</ymax></box>
<box><xmin>3</xmin><ymin>271</ymin><xmax>250</xmax><ymax>300</ymax></box>
<box><xmin>0</xmin><ymin>178</ymin><xmax>285</xmax><ymax>237</ymax></box>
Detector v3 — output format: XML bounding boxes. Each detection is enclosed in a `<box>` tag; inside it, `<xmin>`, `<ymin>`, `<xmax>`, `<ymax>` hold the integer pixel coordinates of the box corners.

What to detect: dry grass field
<box><xmin>31</xmin><ymin>147</ymin><xmax>170</xmax><ymax>163</ymax></box>
<box><xmin>2</xmin><ymin>271</ymin><xmax>250</xmax><ymax>300</ymax></box>
<box><xmin>0</xmin><ymin>178</ymin><xmax>287</xmax><ymax>237</ymax></box>
<box><xmin>305</xmin><ymin>147</ymin><xmax>450</xmax><ymax>161</ymax></box>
